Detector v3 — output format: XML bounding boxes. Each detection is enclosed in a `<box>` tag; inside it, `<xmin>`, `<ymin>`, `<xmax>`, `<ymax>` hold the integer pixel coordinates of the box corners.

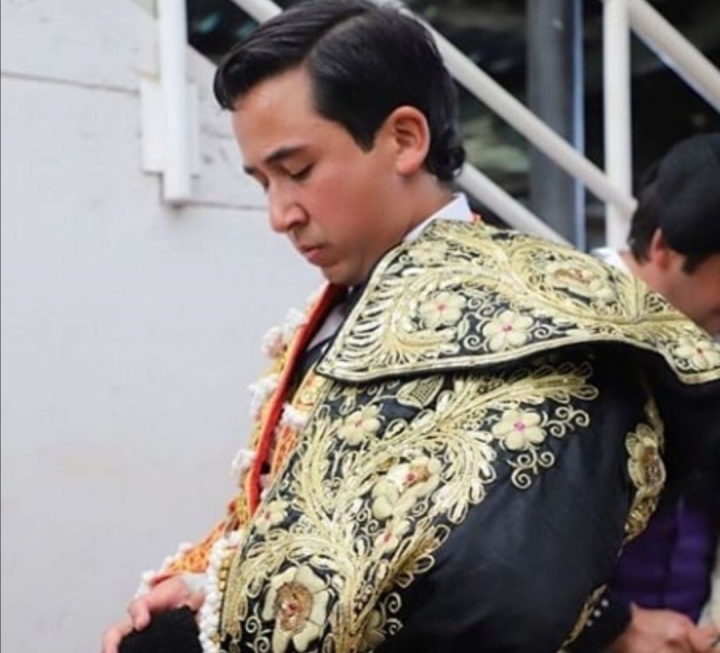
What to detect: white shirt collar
<box><xmin>591</xmin><ymin>247</ymin><xmax>631</xmax><ymax>274</ymax></box>
<box><xmin>404</xmin><ymin>193</ymin><xmax>473</xmax><ymax>243</ymax></box>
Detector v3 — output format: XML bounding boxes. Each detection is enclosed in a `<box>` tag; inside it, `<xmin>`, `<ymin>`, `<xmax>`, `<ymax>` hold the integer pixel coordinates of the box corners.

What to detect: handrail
<box><xmin>397</xmin><ymin>7</ymin><xmax>638</xmax><ymax>220</ymax></box>
<box><xmin>458</xmin><ymin>165</ymin><xmax>570</xmax><ymax>244</ymax></box>
<box><xmin>235</xmin><ymin>0</ymin><xmax>280</xmax><ymax>22</ymax></box>
<box><xmin>230</xmin><ymin>0</ymin><xmax>571</xmax><ymax>242</ymax></box>
<box><xmin>627</xmin><ymin>0</ymin><xmax>720</xmax><ymax>113</ymax></box>
<box><xmin>602</xmin><ymin>0</ymin><xmax>633</xmax><ymax>247</ymax></box>
<box><xmin>600</xmin><ymin>0</ymin><xmax>720</xmax><ymax>245</ymax></box>
<box><xmin>230</xmin><ymin>0</ymin><xmax>719</xmax><ymax>248</ymax></box>
<box><xmin>157</xmin><ymin>0</ymin><xmax>192</xmax><ymax>203</ymax></box>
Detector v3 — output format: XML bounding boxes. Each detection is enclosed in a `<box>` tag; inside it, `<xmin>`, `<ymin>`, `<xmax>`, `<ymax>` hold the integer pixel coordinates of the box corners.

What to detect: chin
<box><xmin>321</xmin><ymin>267</ymin><xmax>356</xmax><ymax>287</ymax></box>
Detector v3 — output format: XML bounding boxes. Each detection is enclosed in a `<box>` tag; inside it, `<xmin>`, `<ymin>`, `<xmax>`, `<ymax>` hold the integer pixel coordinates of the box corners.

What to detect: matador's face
<box><xmin>231</xmin><ymin>67</ymin><xmax>416</xmax><ymax>287</ymax></box>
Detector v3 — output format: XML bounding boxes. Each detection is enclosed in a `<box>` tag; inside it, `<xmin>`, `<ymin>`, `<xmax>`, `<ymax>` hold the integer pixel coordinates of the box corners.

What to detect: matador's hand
<box><xmin>101</xmin><ymin>576</ymin><xmax>204</xmax><ymax>653</ymax></box>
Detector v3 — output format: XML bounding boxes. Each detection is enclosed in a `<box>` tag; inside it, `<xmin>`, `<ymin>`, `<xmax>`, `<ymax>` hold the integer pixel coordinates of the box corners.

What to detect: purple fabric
<box><xmin>611</xmin><ymin>496</ymin><xmax>715</xmax><ymax>621</ymax></box>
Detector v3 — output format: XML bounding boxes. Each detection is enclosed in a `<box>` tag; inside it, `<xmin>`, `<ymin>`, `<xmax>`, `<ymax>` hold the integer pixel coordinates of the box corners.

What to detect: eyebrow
<box><xmin>243</xmin><ymin>145</ymin><xmax>305</xmax><ymax>176</ymax></box>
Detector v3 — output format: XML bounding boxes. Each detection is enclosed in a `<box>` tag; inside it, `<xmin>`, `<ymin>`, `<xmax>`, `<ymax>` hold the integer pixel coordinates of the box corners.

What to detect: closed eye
<box><xmin>288</xmin><ymin>165</ymin><xmax>313</xmax><ymax>182</ymax></box>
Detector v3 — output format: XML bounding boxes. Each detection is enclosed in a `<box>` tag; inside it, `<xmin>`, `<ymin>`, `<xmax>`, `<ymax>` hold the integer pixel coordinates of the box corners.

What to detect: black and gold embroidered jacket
<box><xmin>141</xmin><ymin>221</ymin><xmax>720</xmax><ymax>653</ymax></box>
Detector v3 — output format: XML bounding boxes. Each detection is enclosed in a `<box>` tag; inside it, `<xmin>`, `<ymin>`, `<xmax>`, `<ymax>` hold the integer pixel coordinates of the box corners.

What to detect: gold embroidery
<box><xmin>261</xmin><ymin>565</ymin><xmax>331</xmax><ymax>653</ymax></box>
<box><xmin>317</xmin><ymin>221</ymin><xmax>720</xmax><ymax>385</ymax></box>
<box><xmin>563</xmin><ymin>584</ymin><xmax>607</xmax><ymax>647</ymax></box>
<box><xmin>271</xmin><ymin>371</ymin><xmax>325</xmax><ymax>479</ymax></box>
<box><xmin>213</xmin><ymin>222</ymin><xmax>715</xmax><ymax>650</ymax></box>
<box><xmin>395</xmin><ymin>376</ymin><xmax>443</xmax><ymax>410</ymax></box>
<box><xmin>219</xmin><ymin>358</ymin><xmax>603</xmax><ymax>650</ymax></box>
<box><xmin>625</xmin><ymin>398</ymin><xmax>666</xmax><ymax>541</ymax></box>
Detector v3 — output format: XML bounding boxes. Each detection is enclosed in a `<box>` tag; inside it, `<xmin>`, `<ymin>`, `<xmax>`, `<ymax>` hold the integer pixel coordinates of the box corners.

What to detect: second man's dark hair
<box><xmin>628</xmin><ymin>132</ymin><xmax>720</xmax><ymax>273</ymax></box>
<box><xmin>213</xmin><ymin>0</ymin><xmax>465</xmax><ymax>182</ymax></box>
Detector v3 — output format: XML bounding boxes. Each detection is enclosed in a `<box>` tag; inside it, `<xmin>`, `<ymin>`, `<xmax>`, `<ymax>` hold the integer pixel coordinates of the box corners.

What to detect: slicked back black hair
<box><xmin>213</xmin><ymin>0</ymin><xmax>465</xmax><ymax>182</ymax></box>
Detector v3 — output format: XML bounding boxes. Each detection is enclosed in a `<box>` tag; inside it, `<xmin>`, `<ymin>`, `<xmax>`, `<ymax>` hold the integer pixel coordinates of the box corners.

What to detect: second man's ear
<box><xmin>648</xmin><ymin>228</ymin><xmax>676</xmax><ymax>270</ymax></box>
<box><xmin>383</xmin><ymin>105</ymin><xmax>431</xmax><ymax>177</ymax></box>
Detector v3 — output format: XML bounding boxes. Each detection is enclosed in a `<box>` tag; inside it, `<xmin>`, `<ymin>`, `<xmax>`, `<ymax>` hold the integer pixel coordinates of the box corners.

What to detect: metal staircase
<box><xmin>147</xmin><ymin>0</ymin><xmax>720</xmax><ymax>249</ymax></box>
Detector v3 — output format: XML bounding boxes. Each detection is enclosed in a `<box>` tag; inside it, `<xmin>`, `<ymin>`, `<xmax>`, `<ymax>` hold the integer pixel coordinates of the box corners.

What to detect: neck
<box><xmin>620</xmin><ymin>250</ymin><xmax>640</xmax><ymax>275</ymax></box>
<box><xmin>621</xmin><ymin>250</ymin><xmax>665</xmax><ymax>295</ymax></box>
<box><xmin>402</xmin><ymin>179</ymin><xmax>455</xmax><ymax>236</ymax></box>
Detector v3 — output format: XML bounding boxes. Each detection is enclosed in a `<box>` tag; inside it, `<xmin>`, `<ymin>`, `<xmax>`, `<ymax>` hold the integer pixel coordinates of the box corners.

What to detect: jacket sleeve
<box><xmin>374</xmin><ymin>350</ymin><xmax>666</xmax><ymax>653</ymax></box>
<box><xmin>565</xmin><ymin>589</ymin><xmax>632</xmax><ymax>653</ymax></box>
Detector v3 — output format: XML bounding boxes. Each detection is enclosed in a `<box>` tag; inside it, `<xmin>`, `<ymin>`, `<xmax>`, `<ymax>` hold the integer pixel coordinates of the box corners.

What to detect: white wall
<box><xmin>0</xmin><ymin>1</ymin><xmax>319</xmax><ymax>651</ymax></box>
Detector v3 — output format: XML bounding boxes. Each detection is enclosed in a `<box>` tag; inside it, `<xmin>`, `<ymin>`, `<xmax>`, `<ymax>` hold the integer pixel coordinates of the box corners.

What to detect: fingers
<box><xmin>101</xmin><ymin>617</ymin><xmax>133</xmax><ymax>653</ymax></box>
<box><xmin>127</xmin><ymin>577</ymin><xmax>190</xmax><ymax>629</ymax></box>
<box><xmin>688</xmin><ymin>624</ymin><xmax>720</xmax><ymax>652</ymax></box>
<box><xmin>182</xmin><ymin>591</ymin><xmax>205</xmax><ymax>613</ymax></box>
<box><xmin>127</xmin><ymin>597</ymin><xmax>152</xmax><ymax>630</ymax></box>
<box><xmin>102</xmin><ymin>578</ymin><xmax>205</xmax><ymax>653</ymax></box>
<box><xmin>100</xmin><ymin>595</ymin><xmax>156</xmax><ymax>653</ymax></box>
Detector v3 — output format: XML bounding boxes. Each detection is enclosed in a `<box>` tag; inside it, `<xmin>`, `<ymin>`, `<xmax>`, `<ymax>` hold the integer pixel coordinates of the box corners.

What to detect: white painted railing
<box><xmin>627</xmin><ymin>0</ymin><xmax>720</xmax><ymax>113</ymax></box>
<box><xmin>229</xmin><ymin>0</ymin><xmax>720</xmax><ymax>248</ymax></box>
<box><xmin>602</xmin><ymin>0</ymin><xmax>633</xmax><ymax>247</ymax></box>
<box><xmin>231</xmin><ymin>0</ymin><xmax>579</xmax><ymax>244</ymax></box>
<box><xmin>602</xmin><ymin>0</ymin><xmax>720</xmax><ymax>245</ymax></box>
<box><xmin>236</xmin><ymin>0</ymin><xmax>280</xmax><ymax>22</ymax></box>
<box><xmin>156</xmin><ymin>0</ymin><xmax>192</xmax><ymax>203</ymax></box>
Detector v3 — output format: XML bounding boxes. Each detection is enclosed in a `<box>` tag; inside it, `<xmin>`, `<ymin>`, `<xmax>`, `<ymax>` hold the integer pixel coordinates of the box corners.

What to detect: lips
<box><xmin>298</xmin><ymin>244</ymin><xmax>325</xmax><ymax>264</ymax></box>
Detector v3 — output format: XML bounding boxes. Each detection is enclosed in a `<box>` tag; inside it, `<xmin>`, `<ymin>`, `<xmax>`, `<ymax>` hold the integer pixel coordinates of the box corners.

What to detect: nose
<box><xmin>268</xmin><ymin>189</ymin><xmax>307</xmax><ymax>234</ymax></box>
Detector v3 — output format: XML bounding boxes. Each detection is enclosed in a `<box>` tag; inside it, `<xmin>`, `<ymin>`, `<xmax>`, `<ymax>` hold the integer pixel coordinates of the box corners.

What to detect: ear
<box><xmin>382</xmin><ymin>106</ymin><xmax>431</xmax><ymax>177</ymax></box>
<box><xmin>647</xmin><ymin>229</ymin><xmax>678</xmax><ymax>270</ymax></box>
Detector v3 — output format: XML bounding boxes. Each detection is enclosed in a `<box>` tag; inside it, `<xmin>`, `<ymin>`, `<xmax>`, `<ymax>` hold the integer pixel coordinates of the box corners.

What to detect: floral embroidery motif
<box><xmin>361</xmin><ymin>610</ymin><xmax>387</xmax><ymax>649</ymax></box>
<box><xmin>482</xmin><ymin>310</ymin><xmax>535</xmax><ymax>352</ymax></box>
<box><xmin>214</xmin><ymin>224</ymin><xmax>718</xmax><ymax>649</ymax></box>
<box><xmin>371</xmin><ymin>456</ymin><xmax>442</xmax><ymax>520</ymax></box>
<box><xmin>255</xmin><ymin>500</ymin><xmax>288</xmax><ymax>536</ymax></box>
<box><xmin>546</xmin><ymin>261</ymin><xmax>617</xmax><ymax>303</ymax></box>
<box><xmin>218</xmin><ymin>357</ymin><xmax>653</xmax><ymax>651</ymax></box>
<box><xmin>674</xmin><ymin>337</ymin><xmax>720</xmax><ymax>371</ymax></box>
<box><xmin>625</xmin><ymin>400</ymin><xmax>666</xmax><ymax>541</ymax></box>
<box><xmin>261</xmin><ymin>566</ymin><xmax>331</xmax><ymax>653</ymax></box>
<box><xmin>318</xmin><ymin>221</ymin><xmax>720</xmax><ymax>385</ymax></box>
<box><xmin>628</xmin><ymin>432</ymin><xmax>665</xmax><ymax>493</ymax></box>
<box><xmin>338</xmin><ymin>405</ymin><xmax>382</xmax><ymax>445</ymax></box>
<box><xmin>407</xmin><ymin>241</ymin><xmax>448</xmax><ymax>266</ymax></box>
<box><xmin>492</xmin><ymin>409</ymin><xmax>545</xmax><ymax>451</ymax></box>
<box><xmin>374</xmin><ymin>519</ymin><xmax>410</xmax><ymax>554</ymax></box>
<box><xmin>418</xmin><ymin>290</ymin><xmax>467</xmax><ymax>329</ymax></box>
